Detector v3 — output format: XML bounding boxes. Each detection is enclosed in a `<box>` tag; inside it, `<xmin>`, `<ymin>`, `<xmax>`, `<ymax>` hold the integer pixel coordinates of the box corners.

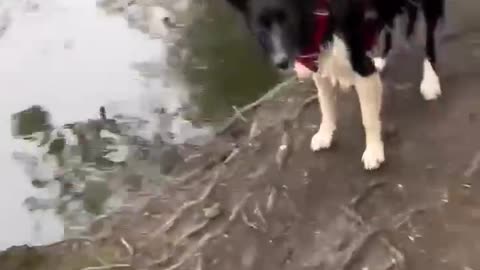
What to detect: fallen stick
<box><xmin>349</xmin><ymin>181</ymin><xmax>388</xmax><ymax>210</ymax></box>
<box><xmin>216</xmin><ymin>77</ymin><xmax>296</xmax><ymax>135</ymax></box>
<box><xmin>120</xmin><ymin>237</ymin><xmax>134</xmax><ymax>256</ymax></box>
<box><xmin>81</xmin><ymin>264</ymin><xmax>131</xmax><ymax>270</ymax></box>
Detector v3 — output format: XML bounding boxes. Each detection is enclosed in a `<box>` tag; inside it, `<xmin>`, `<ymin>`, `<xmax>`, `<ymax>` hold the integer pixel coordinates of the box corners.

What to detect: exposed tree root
<box><xmin>152</xmin><ymin>172</ymin><xmax>220</xmax><ymax>237</ymax></box>
<box><xmin>174</xmin><ymin>219</ymin><xmax>211</xmax><ymax>246</ymax></box>
<box><xmin>150</xmin><ymin>193</ymin><xmax>252</xmax><ymax>270</ymax></box>
<box><xmin>337</xmin><ymin>203</ymin><xmax>439</xmax><ymax>270</ymax></box>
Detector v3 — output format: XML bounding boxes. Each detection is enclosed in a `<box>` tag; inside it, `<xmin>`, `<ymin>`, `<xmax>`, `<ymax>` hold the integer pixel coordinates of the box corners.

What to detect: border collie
<box><xmin>224</xmin><ymin>0</ymin><xmax>444</xmax><ymax>170</ymax></box>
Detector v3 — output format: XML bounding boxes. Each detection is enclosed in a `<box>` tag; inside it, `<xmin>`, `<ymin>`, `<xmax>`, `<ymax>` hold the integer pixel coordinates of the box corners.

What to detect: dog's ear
<box><xmin>225</xmin><ymin>0</ymin><xmax>247</xmax><ymax>11</ymax></box>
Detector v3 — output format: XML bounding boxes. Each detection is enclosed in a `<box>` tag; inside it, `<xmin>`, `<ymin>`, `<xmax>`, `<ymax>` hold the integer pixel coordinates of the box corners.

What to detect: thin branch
<box><xmin>350</xmin><ymin>181</ymin><xmax>388</xmax><ymax>209</ymax></box>
<box><xmin>120</xmin><ymin>237</ymin><xmax>134</xmax><ymax>256</ymax></box>
<box><xmin>216</xmin><ymin>77</ymin><xmax>296</xmax><ymax>135</ymax></box>
<box><xmin>81</xmin><ymin>264</ymin><xmax>131</xmax><ymax>270</ymax></box>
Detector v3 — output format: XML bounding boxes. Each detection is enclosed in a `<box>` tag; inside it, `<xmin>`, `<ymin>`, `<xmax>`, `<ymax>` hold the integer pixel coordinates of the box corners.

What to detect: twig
<box><xmin>464</xmin><ymin>151</ymin><xmax>480</xmax><ymax>177</ymax></box>
<box><xmin>120</xmin><ymin>237</ymin><xmax>134</xmax><ymax>256</ymax></box>
<box><xmin>276</xmin><ymin>128</ymin><xmax>291</xmax><ymax>170</ymax></box>
<box><xmin>156</xmin><ymin>193</ymin><xmax>251</xmax><ymax>270</ymax></box>
<box><xmin>232</xmin><ymin>106</ymin><xmax>247</xmax><ymax>122</ymax></box>
<box><xmin>81</xmin><ymin>264</ymin><xmax>131</xmax><ymax>270</ymax></box>
<box><xmin>158</xmin><ymin>173</ymin><xmax>219</xmax><ymax>234</ymax></box>
<box><xmin>381</xmin><ymin>237</ymin><xmax>406</xmax><ymax>270</ymax></box>
<box><xmin>253</xmin><ymin>201</ymin><xmax>267</xmax><ymax>229</ymax></box>
<box><xmin>43</xmin><ymin>237</ymin><xmax>94</xmax><ymax>248</ymax></box>
<box><xmin>248</xmin><ymin>119</ymin><xmax>260</xmax><ymax>140</ymax></box>
<box><xmin>230</xmin><ymin>193</ymin><xmax>252</xmax><ymax>221</ymax></box>
<box><xmin>391</xmin><ymin>206</ymin><xmax>430</xmax><ymax>229</ymax></box>
<box><xmin>350</xmin><ymin>181</ymin><xmax>388</xmax><ymax>209</ymax></box>
<box><xmin>216</xmin><ymin>77</ymin><xmax>296</xmax><ymax>135</ymax></box>
<box><xmin>241</xmin><ymin>210</ymin><xmax>259</xmax><ymax>230</ymax></box>
<box><xmin>223</xmin><ymin>147</ymin><xmax>240</xmax><ymax>164</ymax></box>
<box><xmin>266</xmin><ymin>187</ymin><xmax>277</xmax><ymax>213</ymax></box>
<box><xmin>175</xmin><ymin>219</ymin><xmax>211</xmax><ymax>245</ymax></box>
<box><xmin>95</xmin><ymin>256</ymin><xmax>109</xmax><ymax>266</ymax></box>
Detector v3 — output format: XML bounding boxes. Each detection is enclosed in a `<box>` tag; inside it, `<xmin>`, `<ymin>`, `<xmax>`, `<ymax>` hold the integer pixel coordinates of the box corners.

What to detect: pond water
<box><xmin>0</xmin><ymin>0</ymin><xmax>278</xmax><ymax>250</ymax></box>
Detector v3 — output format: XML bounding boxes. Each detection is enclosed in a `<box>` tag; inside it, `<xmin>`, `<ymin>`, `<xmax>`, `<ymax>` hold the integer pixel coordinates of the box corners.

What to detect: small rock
<box><xmin>203</xmin><ymin>203</ymin><xmax>222</xmax><ymax>219</ymax></box>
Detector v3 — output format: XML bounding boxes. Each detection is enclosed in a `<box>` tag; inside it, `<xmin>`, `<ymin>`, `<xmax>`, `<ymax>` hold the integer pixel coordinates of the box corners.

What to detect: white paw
<box><xmin>373</xmin><ymin>57</ymin><xmax>386</xmax><ymax>71</ymax></box>
<box><xmin>420</xmin><ymin>76</ymin><xmax>442</xmax><ymax>100</ymax></box>
<box><xmin>361</xmin><ymin>141</ymin><xmax>385</xmax><ymax>170</ymax></box>
<box><xmin>420</xmin><ymin>60</ymin><xmax>442</xmax><ymax>100</ymax></box>
<box><xmin>310</xmin><ymin>125</ymin><xmax>335</xmax><ymax>151</ymax></box>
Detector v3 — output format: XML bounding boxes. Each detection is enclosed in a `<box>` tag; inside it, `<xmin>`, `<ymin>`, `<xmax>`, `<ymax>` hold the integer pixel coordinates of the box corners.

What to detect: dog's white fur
<box><xmin>310</xmin><ymin>36</ymin><xmax>385</xmax><ymax>170</ymax></box>
<box><xmin>373</xmin><ymin>57</ymin><xmax>386</xmax><ymax>71</ymax></box>
<box><xmin>420</xmin><ymin>59</ymin><xmax>442</xmax><ymax>100</ymax></box>
<box><xmin>309</xmin><ymin>32</ymin><xmax>442</xmax><ymax>170</ymax></box>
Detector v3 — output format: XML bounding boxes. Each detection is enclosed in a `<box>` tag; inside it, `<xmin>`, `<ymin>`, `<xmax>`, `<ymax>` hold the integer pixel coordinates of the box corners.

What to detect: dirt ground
<box><xmin>2</xmin><ymin>0</ymin><xmax>480</xmax><ymax>270</ymax></box>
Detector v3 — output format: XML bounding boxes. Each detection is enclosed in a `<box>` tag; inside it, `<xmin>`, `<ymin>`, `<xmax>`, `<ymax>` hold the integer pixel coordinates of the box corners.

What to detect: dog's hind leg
<box><xmin>311</xmin><ymin>74</ymin><xmax>337</xmax><ymax>151</ymax></box>
<box><xmin>419</xmin><ymin>0</ymin><xmax>443</xmax><ymax>100</ymax></box>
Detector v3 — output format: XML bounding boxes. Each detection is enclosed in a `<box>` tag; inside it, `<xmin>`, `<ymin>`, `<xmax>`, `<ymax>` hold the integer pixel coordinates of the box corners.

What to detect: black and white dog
<box><xmin>224</xmin><ymin>0</ymin><xmax>444</xmax><ymax>170</ymax></box>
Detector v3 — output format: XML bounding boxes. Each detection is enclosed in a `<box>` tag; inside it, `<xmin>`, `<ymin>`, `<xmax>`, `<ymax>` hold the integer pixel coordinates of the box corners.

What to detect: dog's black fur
<box><xmin>224</xmin><ymin>0</ymin><xmax>444</xmax><ymax>76</ymax></box>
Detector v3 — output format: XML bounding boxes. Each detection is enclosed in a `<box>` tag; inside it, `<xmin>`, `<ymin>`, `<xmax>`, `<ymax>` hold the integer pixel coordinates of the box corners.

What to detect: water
<box><xmin>0</xmin><ymin>0</ymin><xmax>279</xmax><ymax>250</ymax></box>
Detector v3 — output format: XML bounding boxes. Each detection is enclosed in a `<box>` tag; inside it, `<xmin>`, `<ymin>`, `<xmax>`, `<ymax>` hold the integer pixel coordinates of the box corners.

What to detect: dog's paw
<box><xmin>361</xmin><ymin>141</ymin><xmax>385</xmax><ymax>170</ymax></box>
<box><xmin>420</xmin><ymin>60</ymin><xmax>442</xmax><ymax>100</ymax></box>
<box><xmin>310</xmin><ymin>125</ymin><xmax>335</xmax><ymax>151</ymax></box>
<box><xmin>420</xmin><ymin>75</ymin><xmax>442</xmax><ymax>100</ymax></box>
<box><xmin>373</xmin><ymin>57</ymin><xmax>386</xmax><ymax>71</ymax></box>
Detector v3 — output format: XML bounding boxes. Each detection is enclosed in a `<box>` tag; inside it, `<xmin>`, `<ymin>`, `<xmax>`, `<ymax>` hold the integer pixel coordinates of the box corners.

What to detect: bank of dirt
<box><xmin>2</xmin><ymin>0</ymin><xmax>480</xmax><ymax>269</ymax></box>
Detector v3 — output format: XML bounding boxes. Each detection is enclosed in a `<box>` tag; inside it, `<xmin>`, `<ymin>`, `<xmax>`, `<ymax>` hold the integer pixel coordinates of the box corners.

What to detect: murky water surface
<box><xmin>0</xmin><ymin>0</ymin><xmax>277</xmax><ymax>250</ymax></box>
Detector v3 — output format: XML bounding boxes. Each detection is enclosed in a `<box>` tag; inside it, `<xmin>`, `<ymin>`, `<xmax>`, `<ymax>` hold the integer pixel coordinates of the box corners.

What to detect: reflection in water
<box><xmin>0</xmin><ymin>0</ymin><xmax>212</xmax><ymax>250</ymax></box>
<box><xmin>0</xmin><ymin>0</ymin><xmax>279</xmax><ymax>251</ymax></box>
<box><xmin>177</xmin><ymin>0</ymin><xmax>280</xmax><ymax>121</ymax></box>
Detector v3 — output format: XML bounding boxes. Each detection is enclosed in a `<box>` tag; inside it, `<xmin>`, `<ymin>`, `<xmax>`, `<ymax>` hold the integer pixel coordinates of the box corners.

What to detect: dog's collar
<box><xmin>295</xmin><ymin>0</ymin><xmax>330</xmax><ymax>72</ymax></box>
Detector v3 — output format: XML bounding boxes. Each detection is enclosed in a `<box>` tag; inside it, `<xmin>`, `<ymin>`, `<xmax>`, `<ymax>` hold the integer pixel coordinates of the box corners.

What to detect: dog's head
<box><xmin>225</xmin><ymin>0</ymin><xmax>312</xmax><ymax>71</ymax></box>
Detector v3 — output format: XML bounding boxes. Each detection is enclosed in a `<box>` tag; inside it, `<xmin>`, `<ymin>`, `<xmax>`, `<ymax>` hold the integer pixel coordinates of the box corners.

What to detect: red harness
<box><xmin>295</xmin><ymin>0</ymin><xmax>380</xmax><ymax>71</ymax></box>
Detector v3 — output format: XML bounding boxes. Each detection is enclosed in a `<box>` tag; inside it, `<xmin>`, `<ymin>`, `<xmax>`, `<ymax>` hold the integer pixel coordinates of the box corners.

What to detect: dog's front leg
<box><xmin>311</xmin><ymin>74</ymin><xmax>337</xmax><ymax>151</ymax></box>
<box><xmin>354</xmin><ymin>71</ymin><xmax>385</xmax><ymax>170</ymax></box>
